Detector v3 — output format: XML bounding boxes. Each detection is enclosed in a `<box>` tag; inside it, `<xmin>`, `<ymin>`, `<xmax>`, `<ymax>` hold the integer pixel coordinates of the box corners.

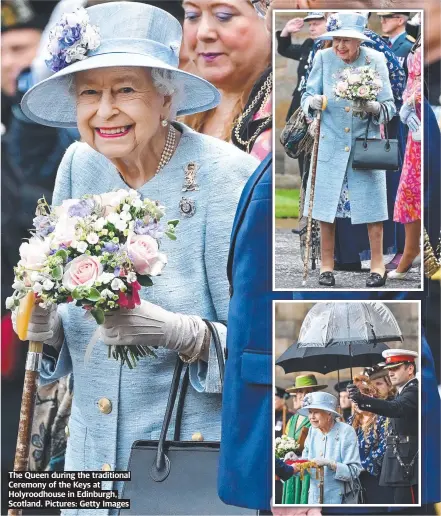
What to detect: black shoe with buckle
<box><xmin>319</xmin><ymin>271</ymin><xmax>335</xmax><ymax>287</ymax></box>
<box><xmin>366</xmin><ymin>271</ymin><xmax>387</xmax><ymax>288</ymax></box>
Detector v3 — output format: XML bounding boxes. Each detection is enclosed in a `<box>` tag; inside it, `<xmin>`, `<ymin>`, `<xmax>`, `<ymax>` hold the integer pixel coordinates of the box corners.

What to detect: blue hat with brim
<box><xmin>318</xmin><ymin>12</ymin><xmax>373</xmax><ymax>43</ymax></box>
<box><xmin>21</xmin><ymin>2</ymin><xmax>221</xmax><ymax>128</ymax></box>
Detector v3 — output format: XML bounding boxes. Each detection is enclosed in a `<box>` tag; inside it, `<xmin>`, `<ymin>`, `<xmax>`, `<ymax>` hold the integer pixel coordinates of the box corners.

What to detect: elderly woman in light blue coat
<box><xmin>301</xmin><ymin>13</ymin><xmax>396</xmax><ymax>288</ymax></box>
<box><xmin>291</xmin><ymin>391</ymin><xmax>362</xmax><ymax>504</ymax></box>
<box><xmin>15</xmin><ymin>3</ymin><xmax>259</xmax><ymax>514</ymax></box>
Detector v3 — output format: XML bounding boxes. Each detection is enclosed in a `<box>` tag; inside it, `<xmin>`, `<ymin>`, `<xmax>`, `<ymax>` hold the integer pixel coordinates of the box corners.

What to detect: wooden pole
<box><xmin>302</xmin><ymin>106</ymin><xmax>324</xmax><ymax>286</ymax></box>
<box><xmin>282</xmin><ymin>404</ymin><xmax>287</xmax><ymax>435</ymax></box>
<box><xmin>8</xmin><ymin>341</ymin><xmax>43</xmax><ymax>516</ymax></box>
<box><xmin>318</xmin><ymin>466</ymin><xmax>325</xmax><ymax>504</ymax></box>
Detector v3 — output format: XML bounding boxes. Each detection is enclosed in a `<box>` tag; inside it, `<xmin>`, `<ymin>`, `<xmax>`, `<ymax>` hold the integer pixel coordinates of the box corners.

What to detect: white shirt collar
<box><xmin>390</xmin><ymin>31</ymin><xmax>406</xmax><ymax>46</ymax></box>
<box><xmin>397</xmin><ymin>377</ymin><xmax>416</xmax><ymax>394</ymax></box>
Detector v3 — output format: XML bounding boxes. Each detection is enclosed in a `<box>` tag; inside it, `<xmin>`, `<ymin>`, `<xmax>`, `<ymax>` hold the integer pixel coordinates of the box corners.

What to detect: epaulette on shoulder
<box><xmin>406</xmin><ymin>34</ymin><xmax>416</xmax><ymax>43</ymax></box>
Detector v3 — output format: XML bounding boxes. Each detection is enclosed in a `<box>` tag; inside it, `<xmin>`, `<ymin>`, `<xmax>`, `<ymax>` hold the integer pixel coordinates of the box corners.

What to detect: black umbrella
<box><xmin>276</xmin><ymin>302</ymin><xmax>403</xmax><ymax>375</ymax></box>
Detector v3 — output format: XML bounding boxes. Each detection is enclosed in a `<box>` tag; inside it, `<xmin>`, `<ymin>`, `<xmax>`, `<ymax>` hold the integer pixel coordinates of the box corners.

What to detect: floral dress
<box><xmin>394</xmin><ymin>45</ymin><xmax>422</xmax><ymax>224</ymax></box>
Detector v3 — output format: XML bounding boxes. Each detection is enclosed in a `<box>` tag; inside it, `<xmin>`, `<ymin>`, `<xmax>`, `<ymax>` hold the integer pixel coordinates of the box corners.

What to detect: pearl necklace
<box><xmin>155</xmin><ymin>125</ymin><xmax>176</xmax><ymax>176</ymax></box>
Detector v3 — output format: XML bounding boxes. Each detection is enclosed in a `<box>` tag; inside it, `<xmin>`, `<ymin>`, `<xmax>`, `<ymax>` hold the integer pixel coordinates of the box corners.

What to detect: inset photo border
<box><xmin>272</xmin><ymin>10</ymin><xmax>424</xmax><ymax>292</ymax></box>
<box><xmin>272</xmin><ymin>299</ymin><xmax>422</xmax><ymax>507</ymax></box>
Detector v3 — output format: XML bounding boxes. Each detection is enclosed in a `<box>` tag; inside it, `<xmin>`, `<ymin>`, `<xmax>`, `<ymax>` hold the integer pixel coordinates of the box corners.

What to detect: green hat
<box><xmin>286</xmin><ymin>374</ymin><xmax>328</xmax><ymax>394</ymax></box>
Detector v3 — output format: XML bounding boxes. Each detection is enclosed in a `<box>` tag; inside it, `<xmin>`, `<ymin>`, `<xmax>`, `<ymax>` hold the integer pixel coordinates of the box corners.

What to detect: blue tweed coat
<box><xmin>300</xmin><ymin>421</ymin><xmax>362</xmax><ymax>504</ymax></box>
<box><xmin>301</xmin><ymin>46</ymin><xmax>396</xmax><ymax>224</ymax></box>
<box><xmin>39</xmin><ymin>123</ymin><xmax>259</xmax><ymax>514</ymax></box>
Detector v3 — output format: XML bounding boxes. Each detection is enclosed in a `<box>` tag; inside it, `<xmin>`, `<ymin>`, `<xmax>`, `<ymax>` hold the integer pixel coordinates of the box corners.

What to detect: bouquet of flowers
<box><xmin>334</xmin><ymin>66</ymin><xmax>383</xmax><ymax>116</ymax></box>
<box><xmin>275</xmin><ymin>435</ymin><xmax>301</xmax><ymax>459</ymax></box>
<box><xmin>6</xmin><ymin>189</ymin><xmax>178</xmax><ymax>367</ymax></box>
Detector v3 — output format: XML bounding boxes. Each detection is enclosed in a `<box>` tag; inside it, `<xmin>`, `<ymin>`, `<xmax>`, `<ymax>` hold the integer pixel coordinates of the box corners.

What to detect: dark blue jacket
<box><xmin>218</xmin><ymin>155</ymin><xmax>290</xmax><ymax>511</ymax></box>
<box><xmin>390</xmin><ymin>31</ymin><xmax>415</xmax><ymax>72</ymax></box>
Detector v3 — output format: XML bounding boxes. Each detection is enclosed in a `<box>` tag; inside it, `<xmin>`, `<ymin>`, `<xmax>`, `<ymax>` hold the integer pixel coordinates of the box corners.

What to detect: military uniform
<box><xmin>349</xmin><ymin>351</ymin><xmax>419</xmax><ymax>504</ymax></box>
<box><xmin>387</xmin><ymin>32</ymin><xmax>416</xmax><ymax>75</ymax></box>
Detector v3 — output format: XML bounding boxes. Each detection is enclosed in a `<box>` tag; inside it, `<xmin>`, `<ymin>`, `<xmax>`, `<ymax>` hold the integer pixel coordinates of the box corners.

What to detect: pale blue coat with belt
<box><xmin>301</xmin><ymin>46</ymin><xmax>396</xmax><ymax>224</ymax></box>
<box><xmin>300</xmin><ymin>421</ymin><xmax>363</xmax><ymax>504</ymax></box>
<box><xmin>40</xmin><ymin>123</ymin><xmax>259</xmax><ymax>515</ymax></box>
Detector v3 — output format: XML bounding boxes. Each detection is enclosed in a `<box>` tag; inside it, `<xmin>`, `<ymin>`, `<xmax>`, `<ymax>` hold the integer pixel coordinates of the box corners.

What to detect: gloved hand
<box><xmin>352</xmin><ymin>100</ymin><xmax>381</xmax><ymax>115</ymax></box>
<box><xmin>399</xmin><ymin>102</ymin><xmax>413</xmax><ymax>124</ymax></box>
<box><xmin>101</xmin><ymin>300</ymin><xmax>210</xmax><ymax>361</ymax></box>
<box><xmin>12</xmin><ymin>304</ymin><xmax>63</xmax><ymax>350</ymax></box>
<box><xmin>312</xmin><ymin>458</ymin><xmax>336</xmax><ymax>470</ymax></box>
<box><xmin>309</xmin><ymin>95</ymin><xmax>325</xmax><ymax>111</ymax></box>
<box><xmin>347</xmin><ymin>384</ymin><xmax>364</xmax><ymax>403</ymax></box>
<box><xmin>284</xmin><ymin>451</ymin><xmax>299</xmax><ymax>461</ymax></box>
<box><xmin>406</xmin><ymin>112</ymin><xmax>421</xmax><ymax>132</ymax></box>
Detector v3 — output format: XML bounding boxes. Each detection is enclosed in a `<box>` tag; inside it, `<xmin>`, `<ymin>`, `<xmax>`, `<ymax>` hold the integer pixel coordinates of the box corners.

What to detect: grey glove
<box><xmin>313</xmin><ymin>458</ymin><xmax>336</xmax><ymax>470</ymax></box>
<box><xmin>399</xmin><ymin>102</ymin><xmax>413</xmax><ymax>124</ymax></box>
<box><xmin>353</xmin><ymin>100</ymin><xmax>381</xmax><ymax>115</ymax></box>
<box><xmin>101</xmin><ymin>300</ymin><xmax>210</xmax><ymax>361</ymax></box>
<box><xmin>309</xmin><ymin>95</ymin><xmax>324</xmax><ymax>111</ymax></box>
<box><xmin>284</xmin><ymin>451</ymin><xmax>299</xmax><ymax>461</ymax></box>
<box><xmin>12</xmin><ymin>304</ymin><xmax>64</xmax><ymax>350</ymax></box>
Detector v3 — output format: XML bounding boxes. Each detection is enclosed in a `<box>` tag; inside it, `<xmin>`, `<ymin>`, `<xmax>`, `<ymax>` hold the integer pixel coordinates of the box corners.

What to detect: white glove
<box><xmin>12</xmin><ymin>304</ymin><xmax>64</xmax><ymax>350</ymax></box>
<box><xmin>101</xmin><ymin>300</ymin><xmax>209</xmax><ymax>361</ymax></box>
<box><xmin>313</xmin><ymin>458</ymin><xmax>336</xmax><ymax>469</ymax></box>
<box><xmin>406</xmin><ymin>112</ymin><xmax>421</xmax><ymax>132</ymax></box>
<box><xmin>353</xmin><ymin>100</ymin><xmax>381</xmax><ymax>115</ymax></box>
<box><xmin>284</xmin><ymin>451</ymin><xmax>299</xmax><ymax>461</ymax></box>
<box><xmin>399</xmin><ymin>102</ymin><xmax>414</xmax><ymax>124</ymax></box>
<box><xmin>308</xmin><ymin>95</ymin><xmax>324</xmax><ymax>111</ymax></box>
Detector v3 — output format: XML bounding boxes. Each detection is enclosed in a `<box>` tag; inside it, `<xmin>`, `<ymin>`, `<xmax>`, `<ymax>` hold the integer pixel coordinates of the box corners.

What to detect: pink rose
<box><xmin>62</xmin><ymin>255</ymin><xmax>103</xmax><ymax>291</ymax></box>
<box><xmin>336</xmin><ymin>81</ymin><xmax>348</xmax><ymax>93</ymax></box>
<box><xmin>18</xmin><ymin>237</ymin><xmax>51</xmax><ymax>271</ymax></box>
<box><xmin>357</xmin><ymin>85</ymin><xmax>369</xmax><ymax>98</ymax></box>
<box><xmin>128</xmin><ymin>235</ymin><xmax>167</xmax><ymax>276</ymax></box>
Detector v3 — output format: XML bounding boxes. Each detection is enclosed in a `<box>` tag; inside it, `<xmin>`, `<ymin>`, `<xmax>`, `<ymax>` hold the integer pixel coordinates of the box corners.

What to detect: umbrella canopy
<box><xmin>276</xmin><ymin>302</ymin><xmax>403</xmax><ymax>374</ymax></box>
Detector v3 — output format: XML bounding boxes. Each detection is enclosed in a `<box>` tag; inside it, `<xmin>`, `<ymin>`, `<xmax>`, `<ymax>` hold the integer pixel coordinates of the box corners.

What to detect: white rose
<box><xmin>18</xmin><ymin>237</ymin><xmax>51</xmax><ymax>271</ymax></box>
<box><xmin>51</xmin><ymin>215</ymin><xmax>81</xmax><ymax>247</ymax></box>
<box><xmin>114</xmin><ymin>219</ymin><xmax>127</xmax><ymax>231</ymax></box>
<box><xmin>348</xmin><ymin>74</ymin><xmax>361</xmax><ymax>85</ymax></box>
<box><xmin>33</xmin><ymin>282</ymin><xmax>43</xmax><ymax>294</ymax></box>
<box><xmin>93</xmin><ymin>218</ymin><xmax>106</xmax><ymax>232</ymax></box>
<box><xmin>43</xmin><ymin>279</ymin><xmax>55</xmax><ymax>291</ymax></box>
<box><xmin>94</xmin><ymin>190</ymin><xmax>129</xmax><ymax>215</ymax></box>
<box><xmin>86</xmin><ymin>232</ymin><xmax>99</xmax><ymax>244</ymax></box>
<box><xmin>76</xmin><ymin>241</ymin><xmax>88</xmax><ymax>253</ymax></box>
<box><xmin>128</xmin><ymin>234</ymin><xmax>167</xmax><ymax>276</ymax></box>
<box><xmin>107</xmin><ymin>212</ymin><xmax>120</xmax><ymax>225</ymax></box>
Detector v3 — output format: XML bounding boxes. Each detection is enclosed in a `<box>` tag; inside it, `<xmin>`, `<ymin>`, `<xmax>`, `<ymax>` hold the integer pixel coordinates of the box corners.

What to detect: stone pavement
<box><xmin>275</xmin><ymin>229</ymin><xmax>422</xmax><ymax>290</ymax></box>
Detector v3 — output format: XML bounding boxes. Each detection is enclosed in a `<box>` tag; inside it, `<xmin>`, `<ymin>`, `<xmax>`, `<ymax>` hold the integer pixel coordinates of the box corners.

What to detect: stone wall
<box><xmin>275</xmin><ymin>301</ymin><xmax>420</xmax><ymax>394</ymax></box>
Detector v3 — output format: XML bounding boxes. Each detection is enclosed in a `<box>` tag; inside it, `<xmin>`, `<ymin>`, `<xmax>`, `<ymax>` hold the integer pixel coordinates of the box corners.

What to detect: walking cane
<box><xmin>302</xmin><ymin>97</ymin><xmax>327</xmax><ymax>286</ymax></box>
<box><xmin>9</xmin><ymin>292</ymin><xmax>43</xmax><ymax>516</ymax></box>
<box><xmin>318</xmin><ymin>466</ymin><xmax>325</xmax><ymax>504</ymax></box>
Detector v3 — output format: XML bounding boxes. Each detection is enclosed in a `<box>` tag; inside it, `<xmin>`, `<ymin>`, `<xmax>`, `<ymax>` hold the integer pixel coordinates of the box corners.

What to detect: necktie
<box><xmin>387</xmin><ymin>40</ymin><xmax>392</xmax><ymax>48</ymax></box>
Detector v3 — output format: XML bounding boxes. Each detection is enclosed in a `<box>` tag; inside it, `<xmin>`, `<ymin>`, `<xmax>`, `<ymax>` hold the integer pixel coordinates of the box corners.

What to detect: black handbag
<box><xmin>352</xmin><ymin>104</ymin><xmax>399</xmax><ymax>171</ymax></box>
<box><xmin>280</xmin><ymin>106</ymin><xmax>314</xmax><ymax>159</ymax></box>
<box><xmin>120</xmin><ymin>321</ymin><xmax>256</xmax><ymax>515</ymax></box>
<box><xmin>341</xmin><ymin>469</ymin><xmax>366</xmax><ymax>505</ymax></box>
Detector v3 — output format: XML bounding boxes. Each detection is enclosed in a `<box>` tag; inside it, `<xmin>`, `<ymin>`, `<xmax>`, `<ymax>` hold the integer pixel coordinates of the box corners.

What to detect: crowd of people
<box><xmin>275</xmin><ymin>350</ymin><xmax>419</xmax><ymax>506</ymax></box>
<box><xmin>277</xmin><ymin>11</ymin><xmax>423</xmax><ymax>288</ymax></box>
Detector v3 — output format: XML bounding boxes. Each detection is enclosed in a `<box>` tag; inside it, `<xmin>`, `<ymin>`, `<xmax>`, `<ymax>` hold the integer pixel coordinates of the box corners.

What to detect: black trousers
<box><xmin>394</xmin><ymin>483</ymin><xmax>418</xmax><ymax>504</ymax></box>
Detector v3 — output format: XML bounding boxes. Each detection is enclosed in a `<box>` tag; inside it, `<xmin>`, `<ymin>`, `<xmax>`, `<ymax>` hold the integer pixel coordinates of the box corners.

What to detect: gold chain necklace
<box><xmin>233</xmin><ymin>72</ymin><xmax>272</xmax><ymax>152</ymax></box>
<box><xmin>155</xmin><ymin>125</ymin><xmax>176</xmax><ymax>176</ymax></box>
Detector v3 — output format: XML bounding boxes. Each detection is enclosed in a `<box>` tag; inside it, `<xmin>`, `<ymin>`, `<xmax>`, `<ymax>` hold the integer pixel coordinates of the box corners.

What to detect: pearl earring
<box><xmin>161</xmin><ymin>119</ymin><xmax>168</xmax><ymax>127</ymax></box>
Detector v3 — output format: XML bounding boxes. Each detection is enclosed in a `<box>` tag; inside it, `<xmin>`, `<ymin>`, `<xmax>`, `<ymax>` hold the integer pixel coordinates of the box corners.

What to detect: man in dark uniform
<box><xmin>348</xmin><ymin>349</ymin><xmax>419</xmax><ymax>505</ymax></box>
<box><xmin>334</xmin><ymin>380</ymin><xmax>353</xmax><ymax>422</ymax></box>
<box><xmin>379</xmin><ymin>12</ymin><xmax>415</xmax><ymax>75</ymax></box>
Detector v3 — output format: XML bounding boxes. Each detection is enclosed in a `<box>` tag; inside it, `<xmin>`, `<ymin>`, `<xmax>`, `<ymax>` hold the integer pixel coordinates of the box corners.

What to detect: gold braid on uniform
<box><xmin>423</xmin><ymin>228</ymin><xmax>441</xmax><ymax>280</ymax></box>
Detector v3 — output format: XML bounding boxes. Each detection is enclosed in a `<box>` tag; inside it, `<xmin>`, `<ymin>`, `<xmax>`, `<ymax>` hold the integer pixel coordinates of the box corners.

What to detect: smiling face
<box><xmin>332</xmin><ymin>37</ymin><xmax>361</xmax><ymax>63</ymax></box>
<box><xmin>75</xmin><ymin>66</ymin><xmax>171</xmax><ymax>161</ymax></box>
<box><xmin>308</xmin><ymin>408</ymin><xmax>333</xmax><ymax>431</ymax></box>
<box><xmin>182</xmin><ymin>0</ymin><xmax>271</xmax><ymax>90</ymax></box>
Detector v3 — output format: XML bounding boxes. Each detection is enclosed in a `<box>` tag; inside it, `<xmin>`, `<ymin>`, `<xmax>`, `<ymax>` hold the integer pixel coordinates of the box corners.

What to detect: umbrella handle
<box><xmin>8</xmin><ymin>341</ymin><xmax>43</xmax><ymax>516</ymax></box>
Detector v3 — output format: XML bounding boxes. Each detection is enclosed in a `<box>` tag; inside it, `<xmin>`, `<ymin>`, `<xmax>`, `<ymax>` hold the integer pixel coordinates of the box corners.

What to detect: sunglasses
<box><xmin>251</xmin><ymin>0</ymin><xmax>271</xmax><ymax>18</ymax></box>
<box><xmin>379</xmin><ymin>15</ymin><xmax>402</xmax><ymax>20</ymax></box>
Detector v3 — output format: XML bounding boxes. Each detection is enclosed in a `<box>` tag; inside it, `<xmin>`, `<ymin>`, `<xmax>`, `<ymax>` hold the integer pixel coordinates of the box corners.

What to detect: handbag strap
<box><xmin>363</xmin><ymin>103</ymin><xmax>390</xmax><ymax>145</ymax></box>
<box><xmin>152</xmin><ymin>320</ymin><xmax>226</xmax><ymax>481</ymax></box>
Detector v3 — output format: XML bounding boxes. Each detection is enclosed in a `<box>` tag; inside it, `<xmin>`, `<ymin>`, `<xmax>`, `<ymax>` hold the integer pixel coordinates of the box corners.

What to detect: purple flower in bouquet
<box><xmin>102</xmin><ymin>241</ymin><xmax>120</xmax><ymax>253</ymax></box>
<box><xmin>33</xmin><ymin>215</ymin><xmax>55</xmax><ymax>238</ymax></box>
<box><xmin>68</xmin><ymin>198</ymin><xmax>95</xmax><ymax>218</ymax></box>
<box><xmin>134</xmin><ymin>219</ymin><xmax>164</xmax><ymax>239</ymax></box>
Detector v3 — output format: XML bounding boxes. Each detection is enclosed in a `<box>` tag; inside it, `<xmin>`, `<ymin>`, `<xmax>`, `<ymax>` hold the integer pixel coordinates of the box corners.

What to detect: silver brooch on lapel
<box><xmin>179</xmin><ymin>197</ymin><xmax>196</xmax><ymax>218</ymax></box>
<box><xmin>365</xmin><ymin>55</ymin><xmax>372</xmax><ymax>65</ymax></box>
<box><xmin>182</xmin><ymin>162</ymin><xmax>200</xmax><ymax>192</ymax></box>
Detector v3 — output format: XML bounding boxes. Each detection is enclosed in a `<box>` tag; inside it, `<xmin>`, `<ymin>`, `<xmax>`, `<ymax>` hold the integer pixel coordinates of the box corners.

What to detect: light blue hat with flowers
<box><xmin>21</xmin><ymin>2</ymin><xmax>221</xmax><ymax>128</ymax></box>
<box><xmin>297</xmin><ymin>391</ymin><xmax>340</xmax><ymax>418</ymax></box>
<box><xmin>318</xmin><ymin>12</ymin><xmax>373</xmax><ymax>43</ymax></box>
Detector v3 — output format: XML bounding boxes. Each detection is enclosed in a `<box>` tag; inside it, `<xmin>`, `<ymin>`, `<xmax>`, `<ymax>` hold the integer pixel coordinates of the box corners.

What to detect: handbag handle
<box><xmin>151</xmin><ymin>321</ymin><xmax>226</xmax><ymax>482</ymax></box>
<box><xmin>363</xmin><ymin>103</ymin><xmax>391</xmax><ymax>149</ymax></box>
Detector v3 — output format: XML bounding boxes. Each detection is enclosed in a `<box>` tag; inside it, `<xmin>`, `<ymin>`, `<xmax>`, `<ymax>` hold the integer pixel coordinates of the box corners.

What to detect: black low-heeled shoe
<box><xmin>319</xmin><ymin>271</ymin><xmax>336</xmax><ymax>287</ymax></box>
<box><xmin>366</xmin><ymin>271</ymin><xmax>387</xmax><ymax>288</ymax></box>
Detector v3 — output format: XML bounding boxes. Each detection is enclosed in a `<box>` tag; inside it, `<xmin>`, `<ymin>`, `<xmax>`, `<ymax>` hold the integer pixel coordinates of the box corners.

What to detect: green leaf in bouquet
<box><xmin>165</xmin><ymin>231</ymin><xmax>177</xmax><ymax>241</ymax></box>
<box><xmin>51</xmin><ymin>265</ymin><xmax>63</xmax><ymax>280</ymax></box>
<box><xmin>168</xmin><ymin>219</ymin><xmax>179</xmax><ymax>228</ymax></box>
<box><xmin>55</xmin><ymin>249</ymin><xmax>68</xmax><ymax>261</ymax></box>
<box><xmin>137</xmin><ymin>275</ymin><xmax>153</xmax><ymax>287</ymax></box>
<box><xmin>91</xmin><ymin>307</ymin><xmax>105</xmax><ymax>325</ymax></box>
<box><xmin>86</xmin><ymin>288</ymin><xmax>101</xmax><ymax>302</ymax></box>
